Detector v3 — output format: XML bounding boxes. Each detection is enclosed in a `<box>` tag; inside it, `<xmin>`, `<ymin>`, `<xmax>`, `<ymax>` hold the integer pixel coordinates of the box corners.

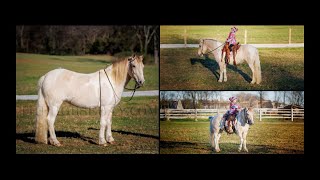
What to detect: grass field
<box><xmin>16</xmin><ymin>53</ymin><xmax>159</xmax><ymax>95</ymax></box>
<box><xmin>160</xmin><ymin>119</ymin><xmax>304</xmax><ymax>154</ymax></box>
<box><xmin>160</xmin><ymin>26</ymin><xmax>304</xmax><ymax>44</ymax></box>
<box><xmin>160</xmin><ymin>48</ymin><xmax>304</xmax><ymax>90</ymax></box>
<box><xmin>16</xmin><ymin>96</ymin><xmax>159</xmax><ymax>154</ymax></box>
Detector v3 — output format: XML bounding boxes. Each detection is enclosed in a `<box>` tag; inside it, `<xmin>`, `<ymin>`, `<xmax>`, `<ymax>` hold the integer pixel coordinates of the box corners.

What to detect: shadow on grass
<box><xmin>16</xmin><ymin>131</ymin><xmax>97</xmax><ymax>145</ymax></box>
<box><xmin>190</xmin><ymin>57</ymin><xmax>252</xmax><ymax>83</ymax></box>
<box><xmin>190</xmin><ymin>57</ymin><xmax>220</xmax><ymax>80</ymax></box>
<box><xmin>88</xmin><ymin>127</ymin><xmax>159</xmax><ymax>139</ymax></box>
<box><xmin>211</xmin><ymin>143</ymin><xmax>304</xmax><ymax>154</ymax></box>
<box><xmin>160</xmin><ymin>141</ymin><xmax>304</xmax><ymax>154</ymax></box>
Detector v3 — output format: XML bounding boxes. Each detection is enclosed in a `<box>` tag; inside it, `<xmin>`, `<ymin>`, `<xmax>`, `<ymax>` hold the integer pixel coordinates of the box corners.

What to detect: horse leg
<box><xmin>47</xmin><ymin>104</ymin><xmax>62</xmax><ymax>146</ymax></box>
<box><xmin>233</xmin><ymin>51</ymin><xmax>237</xmax><ymax>67</ymax></box>
<box><xmin>210</xmin><ymin>132</ymin><xmax>215</xmax><ymax>149</ymax></box>
<box><xmin>238</xmin><ymin>133</ymin><xmax>244</xmax><ymax>152</ymax></box>
<box><xmin>243</xmin><ymin>131</ymin><xmax>248</xmax><ymax>152</ymax></box>
<box><xmin>106</xmin><ymin>110</ymin><xmax>115</xmax><ymax>144</ymax></box>
<box><xmin>214</xmin><ymin>133</ymin><xmax>221</xmax><ymax>152</ymax></box>
<box><xmin>218</xmin><ymin>62</ymin><xmax>224</xmax><ymax>82</ymax></box>
<box><xmin>223</xmin><ymin>63</ymin><xmax>227</xmax><ymax>82</ymax></box>
<box><xmin>99</xmin><ymin>106</ymin><xmax>111</xmax><ymax>146</ymax></box>
<box><xmin>248</xmin><ymin>63</ymin><xmax>256</xmax><ymax>84</ymax></box>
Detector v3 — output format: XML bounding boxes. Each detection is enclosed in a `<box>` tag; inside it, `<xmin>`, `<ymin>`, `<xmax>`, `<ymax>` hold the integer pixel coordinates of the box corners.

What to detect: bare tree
<box><xmin>153</xmin><ymin>29</ymin><xmax>159</xmax><ymax>65</ymax></box>
<box><xmin>274</xmin><ymin>91</ymin><xmax>282</xmax><ymax>108</ymax></box>
<box><xmin>258</xmin><ymin>91</ymin><xmax>266</xmax><ymax>108</ymax></box>
<box><xmin>287</xmin><ymin>91</ymin><xmax>304</xmax><ymax>106</ymax></box>
<box><xmin>134</xmin><ymin>25</ymin><xmax>158</xmax><ymax>56</ymax></box>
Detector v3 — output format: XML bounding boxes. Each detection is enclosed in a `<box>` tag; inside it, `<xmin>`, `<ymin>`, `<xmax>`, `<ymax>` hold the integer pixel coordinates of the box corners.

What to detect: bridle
<box><xmin>99</xmin><ymin>57</ymin><xmax>141</xmax><ymax>108</ymax></box>
<box><xmin>243</xmin><ymin>108</ymin><xmax>253</xmax><ymax>125</ymax></box>
<box><xmin>199</xmin><ymin>39</ymin><xmax>225</xmax><ymax>56</ymax></box>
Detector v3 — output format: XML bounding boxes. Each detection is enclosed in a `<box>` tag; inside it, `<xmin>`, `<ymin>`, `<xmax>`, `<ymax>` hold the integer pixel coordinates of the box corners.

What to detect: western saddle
<box><xmin>224</xmin><ymin>113</ymin><xmax>237</xmax><ymax>134</ymax></box>
<box><xmin>222</xmin><ymin>42</ymin><xmax>241</xmax><ymax>67</ymax></box>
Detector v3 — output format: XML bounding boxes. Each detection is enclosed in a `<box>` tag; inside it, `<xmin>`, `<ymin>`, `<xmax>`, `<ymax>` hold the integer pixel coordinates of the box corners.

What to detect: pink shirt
<box><xmin>226</xmin><ymin>32</ymin><xmax>236</xmax><ymax>45</ymax></box>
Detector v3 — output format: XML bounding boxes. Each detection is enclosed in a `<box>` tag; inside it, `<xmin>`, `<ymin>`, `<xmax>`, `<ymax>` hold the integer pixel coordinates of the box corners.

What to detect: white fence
<box><xmin>160</xmin><ymin>108</ymin><xmax>304</xmax><ymax>121</ymax></box>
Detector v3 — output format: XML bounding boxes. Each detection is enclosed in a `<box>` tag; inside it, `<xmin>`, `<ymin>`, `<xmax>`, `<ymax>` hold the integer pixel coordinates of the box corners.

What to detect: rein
<box><xmin>101</xmin><ymin>60</ymin><xmax>140</xmax><ymax>104</ymax></box>
<box><xmin>201</xmin><ymin>39</ymin><xmax>225</xmax><ymax>55</ymax></box>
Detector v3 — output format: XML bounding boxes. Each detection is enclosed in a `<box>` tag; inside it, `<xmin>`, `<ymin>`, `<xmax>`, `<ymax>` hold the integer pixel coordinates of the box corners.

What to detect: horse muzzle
<box><xmin>136</xmin><ymin>80</ymin><xmax>144</xmax><ymax>88</ymax></box>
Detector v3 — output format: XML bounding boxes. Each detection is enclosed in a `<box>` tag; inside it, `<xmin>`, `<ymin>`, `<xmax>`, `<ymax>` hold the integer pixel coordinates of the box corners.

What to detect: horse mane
<box><xmin>111</xmin><ymin>58</ymin><xmax>129</xmax><ymax>86</ymax></box>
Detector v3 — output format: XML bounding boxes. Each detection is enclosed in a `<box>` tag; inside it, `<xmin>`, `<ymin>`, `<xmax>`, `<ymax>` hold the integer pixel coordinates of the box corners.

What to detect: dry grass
<box><xmin>160</xmin><ymin>48</ymin><xmax>304</xmax><ymax>90</ymax></box>
<box><xmin>16</xmin><ymin>96</ymin><xmax>159</xmax><ymax>154</ymax></box>
<box><xmin>160</xmin><ymin>119</ymin><xmax>304</xmax><ymax>154</ymax></box>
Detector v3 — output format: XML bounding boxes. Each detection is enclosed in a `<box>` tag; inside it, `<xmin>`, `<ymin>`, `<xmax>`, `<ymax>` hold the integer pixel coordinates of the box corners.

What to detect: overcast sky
<box><xmin>163</xmin><ymin>91</ymin><xmax>303</xmax><ymax>102</ymax></box>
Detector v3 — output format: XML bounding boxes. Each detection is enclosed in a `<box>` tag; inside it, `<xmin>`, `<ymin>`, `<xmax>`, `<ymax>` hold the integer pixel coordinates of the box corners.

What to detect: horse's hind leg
<box><xmin>214</xmin><ymin>133</ymin><xmax>221</xmax><ymax>152</ymax></box>
<box><xmin>47</xmin><ymin>103</ymin><xmax>62</xmax><ymax>146</ymax></box>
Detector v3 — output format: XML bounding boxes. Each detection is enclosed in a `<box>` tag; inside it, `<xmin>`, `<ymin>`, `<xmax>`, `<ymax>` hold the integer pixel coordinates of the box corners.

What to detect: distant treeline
<box><xmin>16</xmin><ymin>25</ymin><xmax>159</xmax><ymax>61</ymax></box>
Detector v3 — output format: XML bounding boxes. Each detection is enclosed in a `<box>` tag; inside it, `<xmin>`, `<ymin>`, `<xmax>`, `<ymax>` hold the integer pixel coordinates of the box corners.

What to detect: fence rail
<box><xmin>160</xmin><ymin>108</ymin><xmax>304</xmax><ymax>121</ymax></box>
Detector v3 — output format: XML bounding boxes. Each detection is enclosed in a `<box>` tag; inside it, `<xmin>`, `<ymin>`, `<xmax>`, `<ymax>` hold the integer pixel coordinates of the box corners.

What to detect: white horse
<box><xmin>198</xmin><ymin>39</ymin><xmax>262</xmax><ymax>84</ymax></box>
<box><xmin>35</xmin><ymin>54</ymin><xmax>145</xmax><ymax>146</ymax></box>
<box><xmin>209</xmin><ymin>107</ymin><xmax>254</xmax><ymax>152</ymax></box>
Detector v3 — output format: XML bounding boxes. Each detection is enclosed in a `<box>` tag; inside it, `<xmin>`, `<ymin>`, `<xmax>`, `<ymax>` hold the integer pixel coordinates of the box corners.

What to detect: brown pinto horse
<box><xmin>221</xmin><ymin>42</ymin><xmax>241</xmax><ymax>67</ymax></box>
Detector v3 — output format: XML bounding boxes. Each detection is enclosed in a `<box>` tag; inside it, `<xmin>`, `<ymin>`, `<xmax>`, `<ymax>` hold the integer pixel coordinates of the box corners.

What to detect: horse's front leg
<box><xmin>223</xmin><ymin>63</ymin><xmax>227</xmax><ymax>82</ymax></box>
<box><xmin>218</xmin><ymin>62</ymin><xmax>224</xmax><ymax>82</ymax></box>
<box><xmin>238</xmin><ymin>133</ymin><xmax>244</xmax><ymax>152</ymax></box>
<box><xmin>99</xmin><ymin>106</ymin><xmax>112</xmax><ymax>146</ymax></box>
<box><xmin>106</xmin><ymin>110</ymin><xmax>115</xmax><ymax>144</ymax></box>
<box><xmin>243</xmin><ymin>131</ymin><xmax>248</xmax><ymax>152</ymax></box>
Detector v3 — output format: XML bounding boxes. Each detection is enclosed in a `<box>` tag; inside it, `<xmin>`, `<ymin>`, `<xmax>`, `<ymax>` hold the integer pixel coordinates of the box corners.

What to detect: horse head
<box><xmin>128</xmin><ymin>54</ymin><xmax>145</xmax><ymax>87</ymax></box>
<box><xmin>198</xmin><ymin>39</ymin><xmax>207</xmax><ymax>57</ymax></box>
<box><xmin>243</xmin><ymin>107</ymin><xmax>254</xmax><ymax>125</ymax></box>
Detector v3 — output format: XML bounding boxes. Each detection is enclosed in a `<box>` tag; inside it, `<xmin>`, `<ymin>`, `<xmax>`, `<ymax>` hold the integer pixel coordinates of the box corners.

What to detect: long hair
<box><xmin>111</xmin><ymin>58</ymin><xmax>129</xmax><ymax>86</ymax></box>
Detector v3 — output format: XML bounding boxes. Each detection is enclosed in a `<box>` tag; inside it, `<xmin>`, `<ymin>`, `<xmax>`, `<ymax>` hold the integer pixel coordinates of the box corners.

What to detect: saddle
<box><xmin>221</xmin><ymin>42</ymin><xmax>241</xmax><ymax>67</ymax></box>
<box><xmin>224</xmin><ymin>114</ymin><xmax>237</xmax><ymax>134</ymax></box>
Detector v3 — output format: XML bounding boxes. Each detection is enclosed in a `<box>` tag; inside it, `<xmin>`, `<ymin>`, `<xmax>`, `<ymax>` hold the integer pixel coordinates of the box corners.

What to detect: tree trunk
<box><xmin>20</xmin><ymin>25</ymin><xmax>24</xmax><ymax>50</ymax></box>
<box><xmin>154</xmin><ymin>33</ymin><xmax>159</xmax><ymax>64</ymax></box>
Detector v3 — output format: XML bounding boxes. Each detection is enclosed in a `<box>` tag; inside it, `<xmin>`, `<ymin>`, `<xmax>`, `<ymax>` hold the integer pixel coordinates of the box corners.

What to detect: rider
<box><xmin>226</xmin><ymin>26</ymin><xmax>238</xmax><ymax>51</ymax></box>
<box><xmin>220</xmin><ymin>96</ymin><xmax>241</xmax><ymax>131</ymax></box>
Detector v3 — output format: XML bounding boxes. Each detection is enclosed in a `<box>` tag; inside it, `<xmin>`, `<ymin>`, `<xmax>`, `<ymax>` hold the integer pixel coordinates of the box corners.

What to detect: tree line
<box><xmin>160</xmin><ymin>91</ymin><xmax>304</xmax><ymax>109</ymax></box>
<box><xmin>16</xmin><ymin>25</ymin><xmax>159</xmax><ymax>64</ymax></box>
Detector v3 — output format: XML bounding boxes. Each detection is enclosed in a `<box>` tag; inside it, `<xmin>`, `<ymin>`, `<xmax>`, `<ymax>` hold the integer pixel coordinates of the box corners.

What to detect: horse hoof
<box><xmin>108</xmin><ymin>141</ymin><xmax>116</xmax><ymax>145</ymax></box>
<box><xmin>216</xmin><ymin>149</ymin><xmax>221</xmax><ymax>153</ymax></box>
<box><xmin>238</xmin><ymin>149</ymin><xmax>242</xmax><ymax>152</ymax></box>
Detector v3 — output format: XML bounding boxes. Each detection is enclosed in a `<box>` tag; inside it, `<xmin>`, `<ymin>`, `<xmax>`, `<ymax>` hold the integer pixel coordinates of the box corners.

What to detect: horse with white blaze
<box><xmin>35</xmin><ymin>54</ymin><xmax>145</xmax><ymax>146</ymax></box>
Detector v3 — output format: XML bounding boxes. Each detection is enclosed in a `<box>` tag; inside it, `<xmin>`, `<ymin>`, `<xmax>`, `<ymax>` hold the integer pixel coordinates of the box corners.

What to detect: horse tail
<box><xmin>254</xmin><ymin>50</ymin><xmax>262</xmax><ymax>84</ymax></box>
<box><xmin>35</xmin><ymin>75</ymin><xmax>48</xmax><ymax>144</ymax></box>
<box><xmin>209</xmin><ymin>116</ymin><xmax>214</xmax><ymax>145</ymax></box>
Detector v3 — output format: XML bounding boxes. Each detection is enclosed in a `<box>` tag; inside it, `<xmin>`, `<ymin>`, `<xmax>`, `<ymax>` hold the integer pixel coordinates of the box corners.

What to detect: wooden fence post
<box><xmin>289</xmin><ymin>28</ymin><xmax>292</xmax><ymax>44</ymax></box>
<box><xmin>244</xmin><ymin>29</ymin><xmax>247</xmax><ymax>44</ymax></box>
<box><xmin>259</xmin><ymin>109</ymin><xmax>262</xmax><ymax>121</ymax></box>
<box><xmin>184</xmin><ymin>28</ymin><xmax>188</xmax><ymax>48</ymax></box>
<box><xmin>195</xmin><ymin>109</ymin><xmax>198</xmax><ymax>121</ymax></box>
<box><xmin>165</xmin><ymin>108</ymin><xmax>170</xmax><ymax>121</ymax></box>
<box><xmin>291</xmin><ymin>108</ymin><xmax>294</xmax><ymax>121</ymax></box>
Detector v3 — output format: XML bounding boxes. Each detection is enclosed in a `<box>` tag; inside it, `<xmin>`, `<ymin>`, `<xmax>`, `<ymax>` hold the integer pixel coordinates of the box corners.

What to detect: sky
<box><xmin>222</xmin><ymin>91</ymin><xmax>274</xmax><ymax>101</ymax></box>
<box><xmin>163</xmin><ymin>91</ymin><xmax>285</xmax><ymax>102</ymax></box>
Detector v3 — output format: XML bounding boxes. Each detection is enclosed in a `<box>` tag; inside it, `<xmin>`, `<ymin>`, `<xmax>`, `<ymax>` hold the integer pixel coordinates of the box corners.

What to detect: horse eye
<box><xmin>132</xmin><ymin>65</ymin><xmax>136</xmax><ymax>68</ymax></box>
<box><xmin>199</xmin><ymin>45</ymin><xmax>201</xmax><ymax>47</ymax></box>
